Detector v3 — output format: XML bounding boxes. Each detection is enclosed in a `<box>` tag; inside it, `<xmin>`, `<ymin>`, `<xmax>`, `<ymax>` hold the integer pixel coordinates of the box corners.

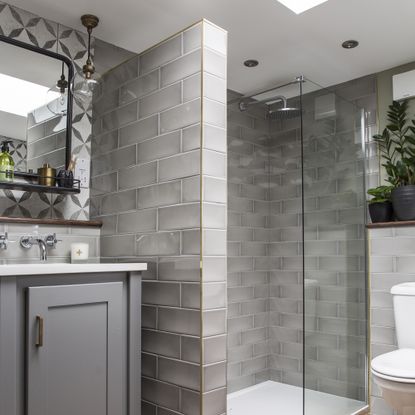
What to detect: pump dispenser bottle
<box><xmin>0</xmin><ymin>140</ymin><xmax>15</xmax><ymax>181</ymax></box>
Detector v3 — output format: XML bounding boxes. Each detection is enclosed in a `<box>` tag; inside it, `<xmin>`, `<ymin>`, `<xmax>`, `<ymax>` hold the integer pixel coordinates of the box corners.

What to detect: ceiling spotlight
<box><xmin>244</xmin><ymin>59</ymin><xmax>259</xmax><ymax>68</ymax></box>
<box><xmin>342</xmin><ymin>40</ymin><xmax>359</xmax><ymax>49</ymax></box>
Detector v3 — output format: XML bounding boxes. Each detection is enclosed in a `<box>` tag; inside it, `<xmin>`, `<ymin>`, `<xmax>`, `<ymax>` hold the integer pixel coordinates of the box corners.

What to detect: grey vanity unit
<box><xmin>0</xmin><ymin>263</ymin><xmax>146</xmax><ymax>415</ymax></box>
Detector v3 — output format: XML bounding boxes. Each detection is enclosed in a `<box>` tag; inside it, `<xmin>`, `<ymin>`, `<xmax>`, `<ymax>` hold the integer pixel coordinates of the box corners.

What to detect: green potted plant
<box><xmin>373</xmin><ymin>100</ymin><xmax>415</xmax><ymax>221</ymax></box>
<box><xmin>367</xmin><ymin>185</ymin><xmax>394</xmax><ymax>223</ymax></box>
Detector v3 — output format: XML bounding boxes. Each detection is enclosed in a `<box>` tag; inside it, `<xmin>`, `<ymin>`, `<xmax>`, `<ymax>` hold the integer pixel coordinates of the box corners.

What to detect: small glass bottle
<box><xmin>0</xmin><ymin>140</ymin><xmax>15</xmax><ymax>182</ymax></box>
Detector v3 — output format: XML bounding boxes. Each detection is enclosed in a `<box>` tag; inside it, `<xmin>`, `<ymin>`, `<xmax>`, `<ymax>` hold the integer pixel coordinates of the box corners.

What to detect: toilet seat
<box><xmin>371</xmin><ymin>349</ymin><xmax>415</xmax><ymax>383</ymax></box>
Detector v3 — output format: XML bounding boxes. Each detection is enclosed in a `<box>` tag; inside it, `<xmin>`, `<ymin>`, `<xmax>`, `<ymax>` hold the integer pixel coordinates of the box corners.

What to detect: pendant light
<box><xmin>46</xmin><ymin>61</ymin><xmax>69</xmax><ymax>115</ymax></box>
<box><xmin>72</xmin><ymin>14</ymin><xmax>102</xmax><ymax>107</ymax></box>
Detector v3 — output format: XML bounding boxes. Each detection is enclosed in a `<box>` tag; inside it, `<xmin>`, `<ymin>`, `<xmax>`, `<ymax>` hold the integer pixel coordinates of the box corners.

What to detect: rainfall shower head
<box><xmin>240</xmin><ymin>94</ymin><xmax>301</xmax><ymax>119</ymax></box>
<box><xmin>239</xmin><ymin>94</ymin><xmax>287</xmax><ymax>112</ymax></box>
<box><xmin>267</xmin><ymin>105</ymin><xmax>302</xmax><ymax>120</ymax></box>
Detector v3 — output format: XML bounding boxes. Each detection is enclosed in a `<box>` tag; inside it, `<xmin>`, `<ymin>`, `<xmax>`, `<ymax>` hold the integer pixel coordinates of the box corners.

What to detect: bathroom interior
<box><xmin>0</xmin><ymin>1</ymin><xmax>415</xmax><ymax>415</ymax></box>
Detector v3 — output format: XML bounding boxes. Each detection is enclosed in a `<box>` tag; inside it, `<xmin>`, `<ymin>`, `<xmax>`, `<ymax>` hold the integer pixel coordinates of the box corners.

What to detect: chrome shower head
<box><xmin>239</xmin><ymin>94</ymin><xmax>287</xmax><ymax>112</ymax></box>
<box><xmin>239</xmin><ymin>93</ymin><xmax>301</xmax><ymax>120</ymax></box>
<box><xmin>267</xmin><ymin>106</ymin><xmax>302</xmax><ymax>120</ymax></box>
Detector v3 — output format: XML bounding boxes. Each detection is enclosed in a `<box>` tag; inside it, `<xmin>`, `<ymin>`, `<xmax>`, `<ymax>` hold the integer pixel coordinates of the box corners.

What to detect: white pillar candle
<box><xmin>70</xmin><ymin>243</ymin><xmax>89</xmax><ymax>263</ymax></box>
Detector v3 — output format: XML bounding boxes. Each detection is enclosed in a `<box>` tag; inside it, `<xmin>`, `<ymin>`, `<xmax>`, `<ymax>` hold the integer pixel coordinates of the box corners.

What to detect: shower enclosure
<box><xmin>226</xmin><ymin>76</ymin><xmax>369</xmax><ymax>415</ymax></box>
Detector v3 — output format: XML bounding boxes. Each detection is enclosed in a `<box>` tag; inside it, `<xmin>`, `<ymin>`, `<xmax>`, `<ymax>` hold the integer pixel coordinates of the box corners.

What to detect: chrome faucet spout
<box><xmin>36</xmin><ymin>238</ymin><xmax>47</xmax><ymax>261</ymax></box>
<box><xmin>20</xmin><ymin>235</ymin><xmax>48</xmax><ymax>261</ymax></box>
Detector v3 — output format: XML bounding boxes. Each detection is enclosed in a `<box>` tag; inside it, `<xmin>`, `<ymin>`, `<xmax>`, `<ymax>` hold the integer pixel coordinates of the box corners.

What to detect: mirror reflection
<box><xmin>0</xmin><ymin>40</ymin><xmax>70</xmax><ymax>173</ymax></box>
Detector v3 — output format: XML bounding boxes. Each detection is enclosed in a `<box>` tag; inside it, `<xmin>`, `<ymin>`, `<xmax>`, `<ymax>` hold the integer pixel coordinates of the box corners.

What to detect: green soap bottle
<box><xmin>0</xmin><ymin>140</ymin><xmax>15</xmax><ymax>182</ymax></box>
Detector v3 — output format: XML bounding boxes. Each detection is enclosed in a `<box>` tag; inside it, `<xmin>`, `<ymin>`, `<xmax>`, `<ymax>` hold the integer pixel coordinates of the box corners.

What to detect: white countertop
<box><xmin>0</xmin><ymin>263</ymin><xmax>147</xmax><ymax>276</ymax></box>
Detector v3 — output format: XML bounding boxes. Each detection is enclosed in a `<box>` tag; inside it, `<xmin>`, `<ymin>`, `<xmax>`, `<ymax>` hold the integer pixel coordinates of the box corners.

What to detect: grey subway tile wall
<box><xmin>201</xmin><ymin>19</ymin><xmax>228</xmax><ymax>402</ymax></box>
<box><xmin>91</xmin><ymin>20</ymin><xmax>227</xmax><ymax>415</ymax></box>
<box><xmin>227</xmin><ymin>90</ymin><xmax>272</xmax><ymax>393</ymax></box>
<box><xmin>369</xmin><ymin>226</ymin><xmax>415</xmax><ymax>415</ymax></box>
<box><xmin>274</xmin><ymin>78</ymin><xmax>375</xmax><ymax>398</ymax></box>
<box><xmin>0</xmin><ymin>222</ymin><xmax>100</xmax><ymax>263</ymax></box>
<box><xmin>227</xmin><ymin>75</ymin><xmax>377</xmax><ymax>399</ymax></box>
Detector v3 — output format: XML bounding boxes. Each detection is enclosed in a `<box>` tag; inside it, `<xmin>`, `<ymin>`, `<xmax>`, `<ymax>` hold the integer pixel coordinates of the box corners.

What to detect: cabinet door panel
<box><xmin>27</xmin><ymin>282</ymin><xmax>123</xmax><ymax>415</ymax></box>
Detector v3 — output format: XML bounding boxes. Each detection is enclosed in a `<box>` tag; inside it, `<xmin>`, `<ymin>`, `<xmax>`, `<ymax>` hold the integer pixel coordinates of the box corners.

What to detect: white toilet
<box><xmin>371</xmin><ymin>282</ymin><xmax>415</xmax><ymax>415</ymax></box>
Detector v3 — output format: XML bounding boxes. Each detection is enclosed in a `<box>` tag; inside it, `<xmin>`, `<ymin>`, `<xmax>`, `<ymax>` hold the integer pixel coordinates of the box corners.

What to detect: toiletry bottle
<box><xmin>0</xmin><ymin>140</ymin><xmax>15</xmax><ymax>182</ymax></box>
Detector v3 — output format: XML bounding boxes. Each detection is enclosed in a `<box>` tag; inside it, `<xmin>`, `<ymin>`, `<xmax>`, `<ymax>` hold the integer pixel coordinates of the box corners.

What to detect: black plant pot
<box><xmin>392</xmin><ymin>185</ymin><xmax>415</xmax><ymax>221</ymax></box>
<box><xmin>368</xmin><ymin>201</ymin><xmax>393</xmax><ymax>223</ymax></box>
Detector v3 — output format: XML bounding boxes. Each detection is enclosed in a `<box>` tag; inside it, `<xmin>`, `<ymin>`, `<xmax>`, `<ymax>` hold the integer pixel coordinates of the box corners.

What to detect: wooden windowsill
<box><xmin>0</xmin><ymin>217</ymin><xmax>102</xmax><ymax>227</ymax></box>
<box><xmin>367</xmin><ymin>220</ymin><xmax>415</xmax><ymax>229</ymax></box>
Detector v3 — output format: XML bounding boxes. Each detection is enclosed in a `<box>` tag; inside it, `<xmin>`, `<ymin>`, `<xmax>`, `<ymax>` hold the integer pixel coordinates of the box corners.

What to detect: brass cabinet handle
<box><xmin>35</xmin><ymin>315</ymin><xmax>44</xmax><ymax>347</ymax></box>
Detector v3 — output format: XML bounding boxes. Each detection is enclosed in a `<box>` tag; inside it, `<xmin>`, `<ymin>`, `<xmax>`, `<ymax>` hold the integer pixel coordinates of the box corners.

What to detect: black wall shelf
<box><xmin>0</xmin><ymin>181</ymin><xmax>80</xmax><ymax>194</ymax></box>
<box><xmin>0</xmin><ymin>171</ymin><xmax>80</xmax><ymax>194</ymax></box>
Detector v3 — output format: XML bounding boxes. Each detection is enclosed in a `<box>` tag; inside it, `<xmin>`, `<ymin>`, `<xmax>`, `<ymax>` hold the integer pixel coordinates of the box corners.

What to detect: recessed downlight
<box><xmin>342</xmin><ymin>40</ymin><xmax>359</xmax><ymax>49</ymax></box>
<box><xmin>244</xmin><ymin>59</ymin><xmax>259</xmax><ymax>68</ymax></box>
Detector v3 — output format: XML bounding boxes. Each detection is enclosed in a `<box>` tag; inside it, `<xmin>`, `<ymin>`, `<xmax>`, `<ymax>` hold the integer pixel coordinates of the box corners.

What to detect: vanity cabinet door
<box><xmin>26</xmin><ymin>282</ymin><xmax>123</xmax><ymax>415</ymax></box>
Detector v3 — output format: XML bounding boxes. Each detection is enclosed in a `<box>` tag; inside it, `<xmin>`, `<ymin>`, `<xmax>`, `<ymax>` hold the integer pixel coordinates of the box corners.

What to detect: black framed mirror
<box><xmin>0</xmin><ymin>34</ymin><xmax>73</xmax><ymax>171</ymax></box>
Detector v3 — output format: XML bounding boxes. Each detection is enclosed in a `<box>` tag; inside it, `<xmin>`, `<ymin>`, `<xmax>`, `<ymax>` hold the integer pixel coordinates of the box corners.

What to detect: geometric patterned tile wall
<box><xmin>0</xmin><ymin>136</ymin><xmax>27</xmax><ymax>171</ymax></box>
<box><xmin>0</xmin><ymin>1</ymin><xmax>92</xmax><ymax>219</ymax></box>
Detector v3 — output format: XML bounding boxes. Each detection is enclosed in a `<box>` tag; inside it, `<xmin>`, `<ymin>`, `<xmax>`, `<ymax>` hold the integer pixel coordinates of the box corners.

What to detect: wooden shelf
<box><xmin>367</xmin><ymin>220</ymin><xmax>415</xmax><ymax>229</ymax></box>
<box><xmin>0</xmin><ymin>180</ymin><xmax>80</xmax><ymax>194</ymax></box>
<box><xmin>0</xmin><ymin>217</ymin><xmax>102</xmax><ymax>227</ymax></box>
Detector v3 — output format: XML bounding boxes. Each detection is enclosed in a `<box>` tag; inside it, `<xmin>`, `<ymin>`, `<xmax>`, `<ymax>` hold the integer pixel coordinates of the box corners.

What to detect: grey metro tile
<box><xmin>139</xmin><ymin>83</ymin><xmax>182</xmax><ymax>118</ymax></box>
<box><xmin>161</xmin><ymin>49</ymin><xmax>201</xmax><ymax>87</ymax></box>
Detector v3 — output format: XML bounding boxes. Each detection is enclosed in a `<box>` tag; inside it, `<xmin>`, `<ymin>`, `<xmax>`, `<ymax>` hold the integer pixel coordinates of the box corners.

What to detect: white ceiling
<box><xmin>8</xmin><ymin>0</ymin><xmax>415</xmax><ymax>95</ymax></box>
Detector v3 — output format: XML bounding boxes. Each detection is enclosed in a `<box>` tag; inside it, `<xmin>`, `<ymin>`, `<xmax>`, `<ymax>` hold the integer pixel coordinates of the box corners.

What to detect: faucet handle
<box><xmin>0</xmin><ymin>232</ymin><xmax>8</xmax><ymax>250</ymax></box>
<box><xmin>20</xmin><ymin>235</ymin><xmax>34</xmax><ymax>249</ymax></box>
<box><xmin>45</xmin><ymin>233</ymin><xmax>61</xmax><ymax>248</ymax></box>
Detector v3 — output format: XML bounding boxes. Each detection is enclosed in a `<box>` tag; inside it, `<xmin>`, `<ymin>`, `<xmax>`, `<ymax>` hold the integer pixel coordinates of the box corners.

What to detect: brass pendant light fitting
<box><xmin>80</xmin><ymin>14</ymin><xmax>99</xmax><ymax>79</ymax></box>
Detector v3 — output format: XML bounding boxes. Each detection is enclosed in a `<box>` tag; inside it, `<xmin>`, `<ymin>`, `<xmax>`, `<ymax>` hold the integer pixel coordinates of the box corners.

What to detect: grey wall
<box><xmin>376</xmin><ymin>61</ymin><xmax>415</xmax><ymax>183</ymax></box>
<box><xmin>91</xmin><ymin>20</ymin><xmax>228</xmax><ymax>415</ymax></box>
<box><xmin>272</xmin><ymin>77</ymin><xmax>376</xmax><ymax>400</ymax></box>
<box><xmin>377</xmin><ymin>61</ymin><xmax>415</xmax><ymax>133</ymax></box>
<box><xmin>227</xmin><ymin>75</ymin><xmax>378</xmax><ymax>400</ymax></box>
<box><xmin>267</xmin><ymin>97</ymin><xmax>304</xmax><ymax>389</ymax></box>
<box><xmin>0</xmin><ymin>222</ymin><xmax>100</xmax><ymax>263</ymax></box>
<box><xmin>369</xmin><ymin>226</ymin><xmax>415</xmax><ymax>415</ymax></box>
<box><xmin>227</xmin><ymin>91</ymin><xmax>272</xmax><ymax>392</ymax></box>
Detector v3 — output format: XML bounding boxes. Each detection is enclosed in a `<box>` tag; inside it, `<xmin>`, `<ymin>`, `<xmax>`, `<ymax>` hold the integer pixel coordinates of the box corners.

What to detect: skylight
<box><xmin>0</xmin><ymin>73</ymin><xmax>59</xmax><ymax>117</ymax></box>
<box><xmin>277</xmin><ymin>0</ymin><xmax>329</xmax><ymax>14</ymax></box>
